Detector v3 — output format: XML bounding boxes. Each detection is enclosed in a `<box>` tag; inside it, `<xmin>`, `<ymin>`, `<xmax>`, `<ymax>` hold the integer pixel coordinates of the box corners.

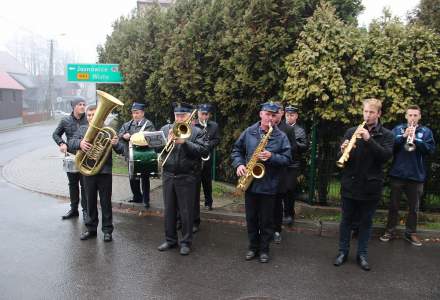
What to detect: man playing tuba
<box><xmin>231</xmin><ymin>102</ymin><xmax>291</xmax><ymax>263</ymax></box>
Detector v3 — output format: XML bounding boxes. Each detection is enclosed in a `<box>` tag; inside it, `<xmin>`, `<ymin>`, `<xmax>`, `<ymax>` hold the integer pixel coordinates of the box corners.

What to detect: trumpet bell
<box><xmin>404</xmin><ymin>142</ymin><xmax>416</xmax><ymax>152</ymax></box>
<box><xmin>173</xmin><ymin>123</ymin><xmax>191</xmax><ymax>139</ymax></box>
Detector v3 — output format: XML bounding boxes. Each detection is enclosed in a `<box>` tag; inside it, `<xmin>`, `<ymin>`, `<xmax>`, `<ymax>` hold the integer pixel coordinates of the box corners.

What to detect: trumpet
<box><xmin>336</xmin><ymin>121</ymin><xmax>366</xmax><ymax>168</ymax></box>
<box><xmin>404</xmin><ymin>121</ymin><xmax>416</xmax><ymax>152</ymax></box>
<box><xmin>158</xmin><ymin>109</ymin><xmax>197</xmax><ymax>167</ymax></box>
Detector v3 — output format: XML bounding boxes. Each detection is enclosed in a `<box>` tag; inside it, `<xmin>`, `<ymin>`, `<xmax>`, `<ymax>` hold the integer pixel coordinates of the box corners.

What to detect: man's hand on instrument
<box><xmin>340</xmin><ymin>140</ymin><xmax>349</xmax><ymax>152</ymax></box>
<box><xmin>80</xmin><ymin>140</ymin><xmax>92</xmax><ymax>152</ymax></box>
<box><xmin>59</xmin><ymin>143</ymin><xmax>67</xmax><ymax>154</ymax></box>
<box><xmin>111</xmin><ymin>136</ymin><xmax>119</xmax><ymax>145</ymax></box>
<box><xmin>123</xmin><ymin>133</ymin><xmax>131</xmax><ymax>141</ymax></box>
<box><xmin>358</xmin><ymin>128</ymin><xmax>370</xmax><ymax>141</ymax></box>
<box><xmin>237</xmin><ymin>165</ymin><xmax>247</xmax><ymax>177</ymax></box>
<box><xmin>258</xmin><ymin>150</ymin><xmax>272</xmax><ymax>161</ymax></box>
<box><xmin>403</xmin><ymin>126</ymin><xmax>415</xmax><ymax>138</ymax></box>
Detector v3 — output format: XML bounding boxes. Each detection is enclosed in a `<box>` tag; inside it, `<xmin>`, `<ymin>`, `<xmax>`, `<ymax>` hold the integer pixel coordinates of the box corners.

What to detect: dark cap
<box><xmin>260</xmin><ymin>101</ymin><xmax>281</xmax><ymax>113</ymax></box>
<box><xmin>173</xmin><ymin>102</ymin><xmax>194</xmax><ymax>114</ymax></box>
<box><xmin>131</xmin><ymin>102</ymin><xmax>145</xmax><ymax>111</ymax></box>
<box><xmin>70</xmin><ymin>96</ymin><xmax>86</xmax><ymax>109</ymax></box>
<box><xmin>285</xmin><ymin>105</ymin><xmax>298</xmax><ymax>113</ymax></box>
<box><xmin>198</xmin><ymin>103</ymin><xmax>212</xmax><ymax>113</ymax></box>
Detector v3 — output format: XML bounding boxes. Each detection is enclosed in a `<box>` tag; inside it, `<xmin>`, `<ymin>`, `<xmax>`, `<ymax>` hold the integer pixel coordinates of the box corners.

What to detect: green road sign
<box><xmin>67</xmin><ymin>64</ymin><xmax>123</xmax><ymax>83</ymax></box>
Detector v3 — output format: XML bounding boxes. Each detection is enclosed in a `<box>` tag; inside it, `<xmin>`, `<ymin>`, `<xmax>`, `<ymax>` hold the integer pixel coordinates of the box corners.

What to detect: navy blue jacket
<box><xmin>231</xmin><ymin>122</ymin><xmax>291</xmax><ymax>195</ymax></box>
<box><xmin>389</xmin><ymin>123</ymin><xmax>436</xmax><ymax>182</ymax></box>
<box><xmin>68</xmin><ymin>125</ymin><xmax>125</xmax><ymax>175</ymax></box>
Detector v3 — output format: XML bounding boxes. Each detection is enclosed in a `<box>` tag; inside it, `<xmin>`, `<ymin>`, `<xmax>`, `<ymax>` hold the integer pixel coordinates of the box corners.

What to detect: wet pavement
<box><xmin>0</xmin><ymin>123</ymin><xmax>439</xmax><ymax>299</ymax></box>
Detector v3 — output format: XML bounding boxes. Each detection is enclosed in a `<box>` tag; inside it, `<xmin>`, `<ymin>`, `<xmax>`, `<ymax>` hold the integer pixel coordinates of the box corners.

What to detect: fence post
<box><xmin>308</xmin><ymin>116</ymin><xmax>318</xmax><ymax>204</ymax></box>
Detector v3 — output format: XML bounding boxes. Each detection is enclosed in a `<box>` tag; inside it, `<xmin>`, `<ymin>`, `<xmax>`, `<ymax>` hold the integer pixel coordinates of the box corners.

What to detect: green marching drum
<box><xmin>128</xmin><ymin>143</ymin><xmax>159</xmax><ymax>179</ymax></box>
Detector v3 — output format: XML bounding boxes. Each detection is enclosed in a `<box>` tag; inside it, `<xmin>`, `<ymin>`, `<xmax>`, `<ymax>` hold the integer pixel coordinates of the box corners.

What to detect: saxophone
<box><xmin>236</xmin><ymin>123</ymin><xmax>273</xmax><ymax>193</ymax></box>
<box><xmin>336</xmin><ymin>121</ymin><xmax>366</xmax><ymax>168</ymax></box>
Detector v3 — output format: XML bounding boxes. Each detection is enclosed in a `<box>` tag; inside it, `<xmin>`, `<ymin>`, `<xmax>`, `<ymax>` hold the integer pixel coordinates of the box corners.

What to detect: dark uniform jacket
<box><xmin>52</xmin><ymin>112</ymin><xmax>88</xmax><ymax>154</ymax></box>
<box><xmin>160</xmin><ymin>124</ymin><xmax>210</xmax><ymax>176</ymax></box>
<box><xmin>278</xmin><ymin>121</ymin><xmax>297</xmax><ymax>164</ymax></box>
<box><xmin>283</xmin><ymin>122</ymin><xmax>307</xmax><ymax>168</ymax></box>
<box><xmin>339</xmin><ymin>123</ymin><xmax>394</xmax><ymax>202</ymax></box>
<box><xmin>118</xmin><ymin>118</ymin><xmax>155</xmax><ymax>157</ymax></box>
<box><xmin>194</xmin><ymin>119</ymin><xmax>220</xmax><ymax>152</ymax></box>
<box><xmin>389</xmin><ymin>123</ymin><xmax>436</xmax><ymax>182</ymax></box>
<box><xmin>231</xmin><ymin>122</ymin><xmax>291</xmax><ymax>195</ymax></box>
<box><xmin>68</xmin><ymin>125</ymin><xmax>125</xmax><ymax>174</ymax></box>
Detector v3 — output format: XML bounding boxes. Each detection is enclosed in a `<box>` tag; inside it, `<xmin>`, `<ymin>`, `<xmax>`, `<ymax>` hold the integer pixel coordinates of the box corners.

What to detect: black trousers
<box><xmin>196</xmin><ymin>159</ymin><xmax>213</xmax><ymax>207</ymax></box>
<box><xmin>66</xmin><ymin>172</ymin><xmax>87</xmax><ymax>212</ymax></box>
<box><xmin>283</xmin><ymin>167</ymin><xmax>298</xmax><ymax>218</ymax></box>
<box><xmin>386</xmin><ymin>177</ymin><xmax>424</xmax><ymax>234</ymax></box>
<box><xmin>245</xmin><ymin>192</ymin><xmax>275</xmax><ymax>253</ymax></box>
<box><xmin>274</xmin><ymin>194</ymin><xmax>284</xmax><ymax>233</ymax></box>
<box><xmin>129</xmin><ymin>173</ymin><xmax>150</xmax><ymax>205</ymax></box>
<box><xmin>163</xmin><ymin>173</ymin><xmax>197</xmax><ymax>246</ymax></box>
<box><xmin>83</xmin><ymin>174</ymin><xmax>113</xmax><ymax>234</ymax></box>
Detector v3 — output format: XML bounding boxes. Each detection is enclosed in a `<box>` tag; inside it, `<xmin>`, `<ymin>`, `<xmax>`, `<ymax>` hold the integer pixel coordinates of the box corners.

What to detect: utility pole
<box><xmin>45</xmin><ymin>39</ymin><xmax>54</xmax><ymax>119</ymax></box>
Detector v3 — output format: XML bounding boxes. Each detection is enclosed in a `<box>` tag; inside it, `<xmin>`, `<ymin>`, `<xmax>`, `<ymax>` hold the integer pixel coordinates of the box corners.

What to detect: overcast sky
<box><xmin>0</xmin><ymin>0</ymin><xmax>420</xmax><ymax>63</ymax></box>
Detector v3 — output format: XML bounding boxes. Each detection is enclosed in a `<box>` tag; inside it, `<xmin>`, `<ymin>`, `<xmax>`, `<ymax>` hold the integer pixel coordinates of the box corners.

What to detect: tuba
<box><xmin>236</xmin><ymin>123</ymin><xmax>273</xmax><ymax>193</ymax></box>
<box><xmin>158</xmin><ymin>109</ymin><xmax>197</xmax><ymax>167</ymax></box>
<box><xmin>404</xmin><ymin>121</ymin><xmax>416</xmax><ymax>152</ymax></box>
<box><xmin>75</xmin><ymin>90</ymin><xmax>124</xmax><ymax>176</ymax></box>
<box><xmin>336</xmin><ymin>121</ymin><xmax>366</xmax><ymax>168</ymax></box>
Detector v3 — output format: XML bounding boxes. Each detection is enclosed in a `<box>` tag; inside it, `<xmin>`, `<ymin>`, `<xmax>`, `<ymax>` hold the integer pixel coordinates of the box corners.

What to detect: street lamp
<box><xmin>45</xmin><ymin>33</ymin><xmax>66</xmax><ymax>119</ymax></box>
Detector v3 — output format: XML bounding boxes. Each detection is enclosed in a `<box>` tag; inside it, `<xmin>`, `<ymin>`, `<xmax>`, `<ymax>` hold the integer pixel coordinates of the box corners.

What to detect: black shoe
<box><xmin>128</xmin><ymin>199</ymin><xmax>142</xmax><ymax>203</ymax></box>
<box><xmin>259</xmin><ymin>253</ymin><xmax>270</xmax><ymax>263</ymax></box>
<box><xmin>62</xmin><ymin>209</ymin><xmax>79</xmax><ymax>220</ymax></box>
<box><xmin>80</xmin><ymin>231</ymin><xmax>97</xmax><ymax>240</ymax></box>
<box><xmin>157</xmin><ymin>242</ymin><xmax>178</xmax><ymax>251</ymax></box>
<box><xmin>356</xmin><ymin>255</ymin><xmax>371</xmax><ymax>271</ymax></box>
<box><xmin>205</xmin><ymin>205</ymin><xmax>212</xmax><ymax>211</ymax></box>
<box><xmin>192</xmin><ymin>226</ymin><xmax>199</xmax><ymax>234</ymax></box>
<box><xmin>180</xmin><ymin>245</ymin><xmax>191</xmax><ymax>256</ymax></box>
<box><xmin>245</xmin><ymin>250</ymin><xmax>257</xmax><ymax>261</ymax></box>
<box><xmin>333</xmin><ymin>252</ymin><xmax>348</xmax><ymax>266</ymax></box>
<box><xmin>103</xmin><ymin>233</ymin><xmax>112</xmax><ymax>242</ymax></box>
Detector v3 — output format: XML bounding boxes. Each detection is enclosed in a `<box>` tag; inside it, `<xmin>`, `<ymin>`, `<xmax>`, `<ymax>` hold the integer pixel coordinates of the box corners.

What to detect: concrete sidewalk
<box><xmin>3</xmin><ymin>145</ymin><xmax>440</xmax><ymax>241</ymax></box>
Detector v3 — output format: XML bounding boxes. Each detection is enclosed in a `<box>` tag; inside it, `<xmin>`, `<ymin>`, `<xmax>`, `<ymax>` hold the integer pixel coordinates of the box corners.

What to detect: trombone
<box><xmin>199</xmin><ymin>119</ymin><xmax>210</xmax><ymax>162</ymax></box>
<box><xmin>158</xmin><ymin>109</ymin><xmax>197</xmax><ymax>167</ymax></box>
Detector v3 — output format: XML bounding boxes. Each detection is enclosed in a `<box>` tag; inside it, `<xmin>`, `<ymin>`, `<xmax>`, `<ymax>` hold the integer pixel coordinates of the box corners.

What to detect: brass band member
<box><xmin>272</xmin><ymin>104</ymin><xmax>297</xmax><ymax>244</ymax></box>
<box><xmin>231</xmin><ymin>102</ymin><xmax>291</xmax><ymax>263</ymax></box>
<box><xmin>68</xmin><ymin>105</ymin><xmax>125</xmax><ymax>242</ymax></box>
<box><xmin>52</xmin><ymin>97</ymin><xmax>88</xmax><ymax>220</ymax></box>
<box><xmin>193</xmin><ymin>103</ymin><xmax>220</xmax><ymax>232</ymax></box>
<box><xmin>334</xmin><ymin>98</ymin><xmax>393</xmax><ymax>271</ymax></box>
<box><xmin>380</xmin><ymin>105</ymin><xmax>436</xmax><ymax>246</ymax></box>
<box><xmin>157</xmin><ymin>102</ymin><xmax>209</xmax><ymax>256</ymax></box>
<box><xmin>118</xmin><ymin>102</ymin><xmax>155</xmax><ymax>208</ymax></box>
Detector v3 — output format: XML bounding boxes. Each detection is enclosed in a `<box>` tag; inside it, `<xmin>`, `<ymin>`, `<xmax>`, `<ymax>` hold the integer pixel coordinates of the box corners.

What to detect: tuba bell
<box><xmin>75</xmin><ymin>90</ymin><xmax>124</xmax><ymax>176</ymax></box>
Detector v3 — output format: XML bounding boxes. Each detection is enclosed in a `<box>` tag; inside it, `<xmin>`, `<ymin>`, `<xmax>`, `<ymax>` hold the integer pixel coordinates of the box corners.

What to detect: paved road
<box><xmin>0</xmin><ymin>124</ymin><xmax>439</xmax><ymax>299</ymax></box>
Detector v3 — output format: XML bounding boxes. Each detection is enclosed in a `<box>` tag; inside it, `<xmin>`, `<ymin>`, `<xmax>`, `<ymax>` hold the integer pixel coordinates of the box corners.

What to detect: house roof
<box><xmin>0</xmin><ymin>51</ymin><xmax>29</xmax><ymax>74</ymax></box>
<box><xmin>0</xmin><ymin>71</ymin><xmax>25</xmax><ymax>90</ymax></box>
<box><xmin>9</xmin><ymin>73</ymin><xmax>37</xmax><ymax>89</ymax></box>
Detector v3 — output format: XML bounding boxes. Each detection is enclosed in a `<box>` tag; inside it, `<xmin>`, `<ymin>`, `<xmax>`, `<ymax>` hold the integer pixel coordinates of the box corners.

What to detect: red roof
<box><xmin>0</xmin><ymin>71</ymin><xmax>25</xmax><ymax>90</ymax></box>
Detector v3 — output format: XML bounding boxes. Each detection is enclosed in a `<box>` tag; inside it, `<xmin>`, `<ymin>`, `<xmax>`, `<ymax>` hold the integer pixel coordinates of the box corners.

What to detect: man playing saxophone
<box><xmin>334</xmin><ymin>98</ymin><xmax>394</xmax><ymax>271</ymax></box>
<box><xmin>380</xmin><ymin>105</ymin><xmax>436</xmax><ymax>246</ymax></box>
<box><xmin>231</xmin><ymin>102</ymin><xmax>291</xmax><ymax>263</ymax></box>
